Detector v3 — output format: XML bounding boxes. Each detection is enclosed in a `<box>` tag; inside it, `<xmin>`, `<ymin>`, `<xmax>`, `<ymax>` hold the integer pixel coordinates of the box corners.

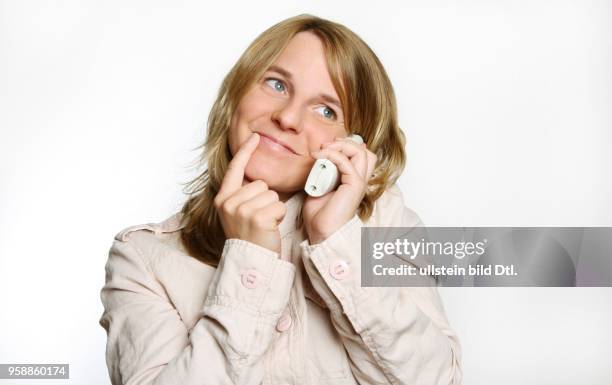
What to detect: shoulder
<box><xmin>114</xmin><ymin>212</ymin><xmax>185</xmax><ymax>242</ymax></box>
<box><xmin>111</xmin><ymin>212</ymin><xmax>187</xmax><ymax>265</ymax></box>
<box><xmin>368</xmin><ymin>184</ymin><xmax>424</xmax><ymax>228</ymax></box>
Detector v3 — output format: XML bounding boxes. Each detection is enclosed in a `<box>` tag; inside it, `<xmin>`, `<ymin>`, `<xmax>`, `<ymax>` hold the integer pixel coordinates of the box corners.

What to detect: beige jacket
<box><xmin>99</xmin><ymin>184</ymin><xmax>462</xmax><ymax>385</ymax></box>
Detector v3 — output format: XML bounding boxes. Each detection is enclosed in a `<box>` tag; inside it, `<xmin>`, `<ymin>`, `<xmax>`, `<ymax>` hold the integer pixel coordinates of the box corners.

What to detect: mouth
<box><xmin>257</xmin><ymin>133</ymin><xmax>300</xmax><ymax>155</ymax></box>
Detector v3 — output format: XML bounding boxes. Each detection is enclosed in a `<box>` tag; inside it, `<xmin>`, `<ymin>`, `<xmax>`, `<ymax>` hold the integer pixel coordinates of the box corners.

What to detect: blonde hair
<box><xmin>179</xmin><ymin>14</ymin><xmax>407</xmax><ymax>267</ymax></box>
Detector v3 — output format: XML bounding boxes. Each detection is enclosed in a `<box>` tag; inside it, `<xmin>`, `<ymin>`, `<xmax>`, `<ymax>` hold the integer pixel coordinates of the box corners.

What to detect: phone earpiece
<box><xmin>304</xmin><ymin>134</ymin><xmax>364</xmax><ymax>197</ymax></box>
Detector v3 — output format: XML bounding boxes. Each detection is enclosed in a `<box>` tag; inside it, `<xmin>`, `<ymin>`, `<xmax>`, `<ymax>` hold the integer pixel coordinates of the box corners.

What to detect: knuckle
<box><xmin>219</xmin><ymin>199</ymin><xmax>230</xmax><ymax>213</ymax></box>
<box><xmin>250</xmin><ymin>212</ymin><xmax>265</xmax><ymax>227</ymax></box>
<box><xmin>268</xmin><ymin>190</ymin><xmax>279</xmax><ymax>201</ymax></box>
<box><xmin>236</xmin><ymin>203</ymin><xmax>250</xmax><ymax>220</ymax></box>
<box><xmin>253</xmin><ymin>180</ymin><xmax>268</xmax><ymax>190</ymax></box>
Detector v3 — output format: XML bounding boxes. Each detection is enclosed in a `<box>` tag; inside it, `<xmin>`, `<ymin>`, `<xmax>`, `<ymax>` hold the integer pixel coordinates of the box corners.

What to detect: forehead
<box><xmin>269</xmin><ymin>31</ymin><xmax>339</xmax><ymax>98</ymax></box>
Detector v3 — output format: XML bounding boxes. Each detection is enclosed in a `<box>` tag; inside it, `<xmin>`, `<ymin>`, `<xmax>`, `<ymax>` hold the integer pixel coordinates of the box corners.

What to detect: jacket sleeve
<box><xmin>299</xmin><ymin>186</ymin><xmax>462</xmax><ymax>385</ymax></box>
<box><xmin>99</xmin><ymin>235</ymin><xmax>295</xmax><ymax>385</ymax></box>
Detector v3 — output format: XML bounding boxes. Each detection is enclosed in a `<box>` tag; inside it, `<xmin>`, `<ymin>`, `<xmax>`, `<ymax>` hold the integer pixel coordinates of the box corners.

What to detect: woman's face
<box><xmin>228</xmin><ymin>31</ymin><xmax>347</xmax><ymax>201</ymax></box>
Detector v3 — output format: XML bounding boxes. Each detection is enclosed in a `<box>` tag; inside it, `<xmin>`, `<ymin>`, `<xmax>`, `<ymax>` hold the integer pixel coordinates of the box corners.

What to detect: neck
<box><xmin>278</xmin><ymin>190</ymin><xmax>294</xmax><ymax>202</ymax></box>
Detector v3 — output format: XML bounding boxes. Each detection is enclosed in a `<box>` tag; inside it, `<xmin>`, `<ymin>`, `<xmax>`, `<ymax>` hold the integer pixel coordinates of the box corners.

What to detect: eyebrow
<box><xmin>266</xmin><ymin>65</ymin><xmax>343</xmax><ymax>110</ymax></box>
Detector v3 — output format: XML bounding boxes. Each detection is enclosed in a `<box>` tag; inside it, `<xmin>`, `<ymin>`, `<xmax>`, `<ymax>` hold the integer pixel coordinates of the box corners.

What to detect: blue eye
<box><xmin>264</xmin><ymin>78</ymin><xmax>286</xmax><ymax>93</ymax></box>
<box><xmin>315</xmin><ymin>105</ymin><xmax>337</xmax><ymax>120</ymax></box>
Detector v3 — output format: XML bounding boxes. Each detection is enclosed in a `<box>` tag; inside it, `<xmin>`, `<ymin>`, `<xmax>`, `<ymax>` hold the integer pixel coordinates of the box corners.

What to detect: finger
<box><xmin>311</xmin><ymin>148</ymin><xmax>362</xmax><ymax>186</ymax></box>
<box><xmin>322</xmin><ymin>141</ymin><xmax>368</xmax><ymax>180</ymax></box>
<box><xmin>222</xmin><ymin>180</ymin><xmax>269</xmax><ymax>213</ymax></box>
<box><xmin>237</xmin><ymin>189</ymin><xmax>281</xmax><ymax>217</ymax></box>
<box><xmin>239</xmin><ymin>192</ymin><xmax>286</xmax><ymax>228</ymax></box>
<box><xmin>256</xmin><ymin>201</ymin><xmax>287</xmax><ymax>224</ymax></box>
<box><xmin>242</xmin><ymin>173</ymin><xmax>253</xmax><ymax>187</ymax></box>
<box><xmin>218</xmin><ymin>133</ymin><xmax>260</xmax><ymax>198</ymax></box>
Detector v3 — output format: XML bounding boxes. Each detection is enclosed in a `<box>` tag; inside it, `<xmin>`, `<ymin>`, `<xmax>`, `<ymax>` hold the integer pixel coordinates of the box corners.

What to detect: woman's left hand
<box><xmin>302</xmin><ymin>137</ymin><xmax>377</xmax><ymax>245</ymax></box>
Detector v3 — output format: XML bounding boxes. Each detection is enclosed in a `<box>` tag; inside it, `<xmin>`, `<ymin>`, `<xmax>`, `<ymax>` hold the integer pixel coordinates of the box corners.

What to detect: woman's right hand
<box><xmin>214</xmin><ymin>133</ymin><xmax>287</xmax><ymax>254</ymax></box>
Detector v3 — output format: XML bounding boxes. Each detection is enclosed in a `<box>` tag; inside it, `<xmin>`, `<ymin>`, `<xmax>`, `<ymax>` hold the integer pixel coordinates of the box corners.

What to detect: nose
<box><xmin>271</xmin><ymin>99</ymin><xmax>304</xmax><ymax>134</ymax></box>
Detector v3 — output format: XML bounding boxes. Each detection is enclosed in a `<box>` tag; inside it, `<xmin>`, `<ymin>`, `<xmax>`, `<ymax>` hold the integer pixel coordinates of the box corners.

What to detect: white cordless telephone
<box><xmin>304</xmin><ymin>134</ymin><xmax>364</xmax><ymax>197</ymax></box>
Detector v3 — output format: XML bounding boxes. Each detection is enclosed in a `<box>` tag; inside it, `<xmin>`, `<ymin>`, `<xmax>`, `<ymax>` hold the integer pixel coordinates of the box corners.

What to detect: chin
<box><xmin>245</xmin><ymin>154</ymin><xmax>302</xmax><ymax>193</ymax></box>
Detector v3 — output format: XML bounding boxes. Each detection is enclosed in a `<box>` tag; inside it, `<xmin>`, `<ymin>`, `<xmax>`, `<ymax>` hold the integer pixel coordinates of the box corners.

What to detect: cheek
<box><xmin>228</xmin><ymin>97</ymin><xmax>262</xmax><ymax>155</ymax></box>
<box><xmin>237</xmin><ymin>89</ymin><xmax>272</xmax><ymax>119</ymax></box>
<box><xmin>308</xmin><ymin>131</ymin><xmax>340</xmax><ymax>152</ymax></box>
<box><xmin>227</xmin><ymin>119</ymin><xmax>241</xmax><ymax>156</ymax></box>
<box><xmin>243</xmin><ymin>150</ymin><xmax>312</xmax><ymax>189</ymax></box>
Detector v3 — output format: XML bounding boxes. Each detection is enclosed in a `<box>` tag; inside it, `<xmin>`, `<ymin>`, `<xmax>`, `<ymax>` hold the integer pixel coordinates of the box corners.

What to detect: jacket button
<box><xmin>329</xmin><ymin>260</ymin><xmax>350</xmax><ymax>280</ymax></box>
<box><xmin>241</xmin><ymin>269</ymin><xmax>260</xmax><ymax>289</ymax></box>
<box><xmin>276</xmin><ymin>314</ymin><xmax>292</xmax><ymax>332</ymax></box>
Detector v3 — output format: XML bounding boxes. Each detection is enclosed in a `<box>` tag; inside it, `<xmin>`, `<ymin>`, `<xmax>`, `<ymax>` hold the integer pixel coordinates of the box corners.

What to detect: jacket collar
<box><xmin>279</xmin><ymin>190</ymin><xmax>306</xmax><ymax>237</ymax></box>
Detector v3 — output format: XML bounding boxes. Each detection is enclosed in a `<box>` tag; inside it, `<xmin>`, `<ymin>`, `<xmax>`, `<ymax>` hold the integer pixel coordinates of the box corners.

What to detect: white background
<box><xmin>1</xmin><ymin>1</ymin><xmax>610</xmax><ymax>384</ymax></box>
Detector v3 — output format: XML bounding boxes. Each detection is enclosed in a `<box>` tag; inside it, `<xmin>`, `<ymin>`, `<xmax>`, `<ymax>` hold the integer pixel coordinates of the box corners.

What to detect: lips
<box><xmin>257</xmin><ymin>133</ymin><xmax>298</xmax><ymax>155</ymax></box>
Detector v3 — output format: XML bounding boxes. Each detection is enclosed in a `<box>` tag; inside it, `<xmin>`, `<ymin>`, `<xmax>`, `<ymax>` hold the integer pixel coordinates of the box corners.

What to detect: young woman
<box><xmin>99</xmin><ymin>14</ymin><xmax>462</xmax><ymax>385</ymax></box>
